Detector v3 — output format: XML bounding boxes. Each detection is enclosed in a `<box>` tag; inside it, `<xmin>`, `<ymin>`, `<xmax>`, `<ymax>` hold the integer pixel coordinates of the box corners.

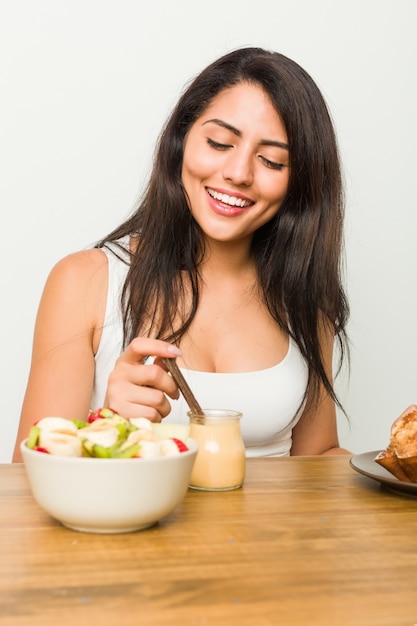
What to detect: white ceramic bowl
<box><xmin>21</xmin><ymin>438</ymin><xmax>198</xmax><ymax>533</ymax></box>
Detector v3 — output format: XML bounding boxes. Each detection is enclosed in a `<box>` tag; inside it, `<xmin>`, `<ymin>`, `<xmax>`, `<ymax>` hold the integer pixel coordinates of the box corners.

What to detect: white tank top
<box><xmin>92</xmin><ymin>240</ymin><xmax>309</xmax><ymax>457</ymax></box>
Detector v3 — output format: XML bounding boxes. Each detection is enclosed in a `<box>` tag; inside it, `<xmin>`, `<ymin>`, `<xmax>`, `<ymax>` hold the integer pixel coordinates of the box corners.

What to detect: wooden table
<box><xmin>1</xmin><ymin>457</ymin><xmax>417</xmax><ymax>626</ymax></box>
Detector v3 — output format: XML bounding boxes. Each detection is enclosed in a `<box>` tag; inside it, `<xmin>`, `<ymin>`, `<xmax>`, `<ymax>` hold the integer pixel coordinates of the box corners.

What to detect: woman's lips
<box><xmin>206</xmin><ymin>187</ymin><xmax>254</xmax><ymax>216</ymax></box>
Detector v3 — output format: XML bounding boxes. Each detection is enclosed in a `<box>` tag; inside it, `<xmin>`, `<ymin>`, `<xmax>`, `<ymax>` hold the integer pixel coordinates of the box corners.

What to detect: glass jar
<box><xmin>188</xmin><ymin>409</ymin><xmax>246</xmax><ymax>491</ymax></box>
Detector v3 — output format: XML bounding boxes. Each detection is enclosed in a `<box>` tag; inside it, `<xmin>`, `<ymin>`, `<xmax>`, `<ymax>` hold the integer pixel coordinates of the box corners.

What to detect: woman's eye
<box><xmin>207</xmin><ymin>138</ymin><xmax>232</xmax><ymax>150</ymax></box>
<box><xmin>260</xmin><ymin>156</ymin><xmax>286</xmax><ymax>171</ymax></box>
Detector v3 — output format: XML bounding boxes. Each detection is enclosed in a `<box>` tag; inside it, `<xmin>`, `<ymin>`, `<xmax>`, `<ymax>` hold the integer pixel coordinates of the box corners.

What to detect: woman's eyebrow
<box><xmin>202</xmin><ymin>118</ymin><xmax>289</xmax><ymax>150</ymax></box>
<box><xmin>203</xmin><ymin>118</ymin><xmax>241</xmax><ymax>136</ymax></box>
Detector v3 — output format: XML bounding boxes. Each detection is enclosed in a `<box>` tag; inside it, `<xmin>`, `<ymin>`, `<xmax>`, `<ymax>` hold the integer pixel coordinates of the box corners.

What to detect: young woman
<box><xmin>14</xmin><ymin>47</ymin><xmax>352</xmax><ymax>461</ymax></box>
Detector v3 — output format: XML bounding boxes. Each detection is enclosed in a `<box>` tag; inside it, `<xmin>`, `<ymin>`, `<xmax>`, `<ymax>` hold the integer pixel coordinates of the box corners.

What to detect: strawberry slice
<box><xmin>88</xmin><ymin>407</ymin><xmax>118</xmax><ymax>423</ymax></box>
<box><xmin>170</xmin><ymin>438</ymin><xmax>188</xmax><ymax>452</ymax></box>
<box><xmin>87</xmin><ymin>409</ymin><xmax>102</xmax><ymax>423</ymax></box>
<box><xmin>87</xmin><ymin>414</ymin><xmax>103</xmax><ymax>423</ymax></box>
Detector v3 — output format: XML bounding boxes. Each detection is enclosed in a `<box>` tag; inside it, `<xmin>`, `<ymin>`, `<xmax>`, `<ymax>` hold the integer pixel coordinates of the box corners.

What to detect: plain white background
<box><xmin>1</xmin><ymin>0</ymin><xmax>416</xmax><ymax>462</ymax></box>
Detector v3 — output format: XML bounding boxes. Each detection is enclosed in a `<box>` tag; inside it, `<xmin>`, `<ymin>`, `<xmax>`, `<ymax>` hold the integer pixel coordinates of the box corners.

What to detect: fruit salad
<box><xmin>25</xmin><ymin>408</ymin><xmax>189</xmax><ymax>459</ymax></box>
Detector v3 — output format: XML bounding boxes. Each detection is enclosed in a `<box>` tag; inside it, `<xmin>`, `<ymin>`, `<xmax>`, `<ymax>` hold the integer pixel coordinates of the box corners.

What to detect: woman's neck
<box><xmin>200</xmin><ymin>236</ymin><xmax>255</xmax><ymax>279</ymax></box>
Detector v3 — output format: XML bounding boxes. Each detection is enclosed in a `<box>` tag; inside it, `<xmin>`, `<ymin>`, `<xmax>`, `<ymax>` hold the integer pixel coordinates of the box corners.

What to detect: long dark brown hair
<box><xmin>97</xmin><ymin>47</ymin><xmax>349</xmax><ymax>411</ymax></box>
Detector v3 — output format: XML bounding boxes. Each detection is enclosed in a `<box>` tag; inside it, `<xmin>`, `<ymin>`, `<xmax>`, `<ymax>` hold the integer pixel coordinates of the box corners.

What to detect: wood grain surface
<box><xmin>1</xmin><ymin>457</ymin><xmax>417</xmax><ymax>626</ymax></box>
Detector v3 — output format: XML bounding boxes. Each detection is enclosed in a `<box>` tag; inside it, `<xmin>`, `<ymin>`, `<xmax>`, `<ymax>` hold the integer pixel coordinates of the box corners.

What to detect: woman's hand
<box><xmin>104</xmin><ymin>337</ymin><xmax>182</xmax><ymax>422</ymax></box>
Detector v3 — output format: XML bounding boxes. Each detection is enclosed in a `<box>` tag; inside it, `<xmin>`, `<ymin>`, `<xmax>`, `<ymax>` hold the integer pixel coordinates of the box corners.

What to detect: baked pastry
<box><xmin>375</xmin><ymin>410</ymin><xmax>417</xmax><ymax>482</ymax></box>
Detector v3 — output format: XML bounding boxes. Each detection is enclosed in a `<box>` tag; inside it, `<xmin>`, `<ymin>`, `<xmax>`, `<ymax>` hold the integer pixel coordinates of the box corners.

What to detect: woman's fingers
<box><xmin>104</xmin><ymin>337</ymin><xmax>182</xmax><ymax>421</ymax></box>
<box><xmin>105</xmin><ymin>382</ymin><xmax>173</xmax><ymax>422</ymax></box>
<box><xmin>121</xmin><ymin>337</ymin><xmax>182</xmax><ymax>364</ymax></box>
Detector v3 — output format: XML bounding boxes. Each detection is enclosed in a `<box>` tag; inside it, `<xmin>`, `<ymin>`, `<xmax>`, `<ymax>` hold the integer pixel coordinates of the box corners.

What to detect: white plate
<box><xmin>350</xmin><ymin>450</ymin><xmax>417</xmax><ymax>497</ymax></box>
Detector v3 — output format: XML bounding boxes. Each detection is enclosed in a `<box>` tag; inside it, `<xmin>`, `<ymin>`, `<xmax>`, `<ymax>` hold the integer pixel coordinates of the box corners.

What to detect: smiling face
<box><xmin>181</xmin><ymin>82</ymin><xmax>290</xmax><ymax>247</ymax></box>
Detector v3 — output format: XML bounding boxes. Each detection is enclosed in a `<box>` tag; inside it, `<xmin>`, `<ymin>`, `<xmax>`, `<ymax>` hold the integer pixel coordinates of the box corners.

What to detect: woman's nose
<box><xmin>222</xmin><ymin>149</ymin><xmax>254</xmax><ymax>186</ymax></box>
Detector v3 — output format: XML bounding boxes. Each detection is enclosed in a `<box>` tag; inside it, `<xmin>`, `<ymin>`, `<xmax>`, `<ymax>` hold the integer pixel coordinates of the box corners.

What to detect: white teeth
<box><xmin>207</xmin><ymin>189</ymin><xmax>252</xmax><ymax>208</ymax></box>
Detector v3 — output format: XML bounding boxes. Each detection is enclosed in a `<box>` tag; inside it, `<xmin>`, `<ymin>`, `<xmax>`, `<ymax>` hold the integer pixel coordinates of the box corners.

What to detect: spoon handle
<box><xmin>162</xmin><ymin>358</ymin><xmax>204</xmax><ymax>417</ymax></box>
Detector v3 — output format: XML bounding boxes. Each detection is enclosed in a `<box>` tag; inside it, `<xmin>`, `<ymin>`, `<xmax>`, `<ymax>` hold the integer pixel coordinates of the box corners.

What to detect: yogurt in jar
<box><xmin>188</xmin><ymin>410</ymin><xmax>245</xmax><ymax>491</ymax></box>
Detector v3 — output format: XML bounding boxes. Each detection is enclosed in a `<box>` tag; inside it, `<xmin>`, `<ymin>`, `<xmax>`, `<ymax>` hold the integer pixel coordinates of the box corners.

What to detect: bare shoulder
<box><xmin>46</xmin><ymin>248</ymin><xmax>108</xmax><ymax>297</ymax></box>
<box><xmin>39</xmin><ymin>248</ymin><xmax>109</xmax><ymax>334</ymax></box>
<box><xmin>50</xmin><ymin>247</ymin><xmax>108</xmax><ymax>279</ymax></box>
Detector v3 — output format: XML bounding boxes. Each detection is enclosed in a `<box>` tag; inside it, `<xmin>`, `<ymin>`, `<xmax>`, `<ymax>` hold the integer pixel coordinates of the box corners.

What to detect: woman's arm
<box><xmin>12</xmin><ymin>249</ymin><xmax>107</xmax><ymax>460</ymax></box>
<box><xmin>290</xmin><ymin>321</ymin><xmax>351</xmax><ymax>456</ymax></box>
<box><xmin>290</xmin><ymin>392</ymin><xmax>351</xmax><ymax>456</ymax></box>
<box><xmin>12</xmin><ymin>249</ymin><xmax>181</xmax><ymax>461</ymax></box>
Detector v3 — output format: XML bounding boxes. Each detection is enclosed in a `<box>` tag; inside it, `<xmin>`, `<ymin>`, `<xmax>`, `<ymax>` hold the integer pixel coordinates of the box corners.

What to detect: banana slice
<box><xmin>39</xmin><ymin>431</ymin><xmax>83</xmax><ymax>457</ymax></box>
